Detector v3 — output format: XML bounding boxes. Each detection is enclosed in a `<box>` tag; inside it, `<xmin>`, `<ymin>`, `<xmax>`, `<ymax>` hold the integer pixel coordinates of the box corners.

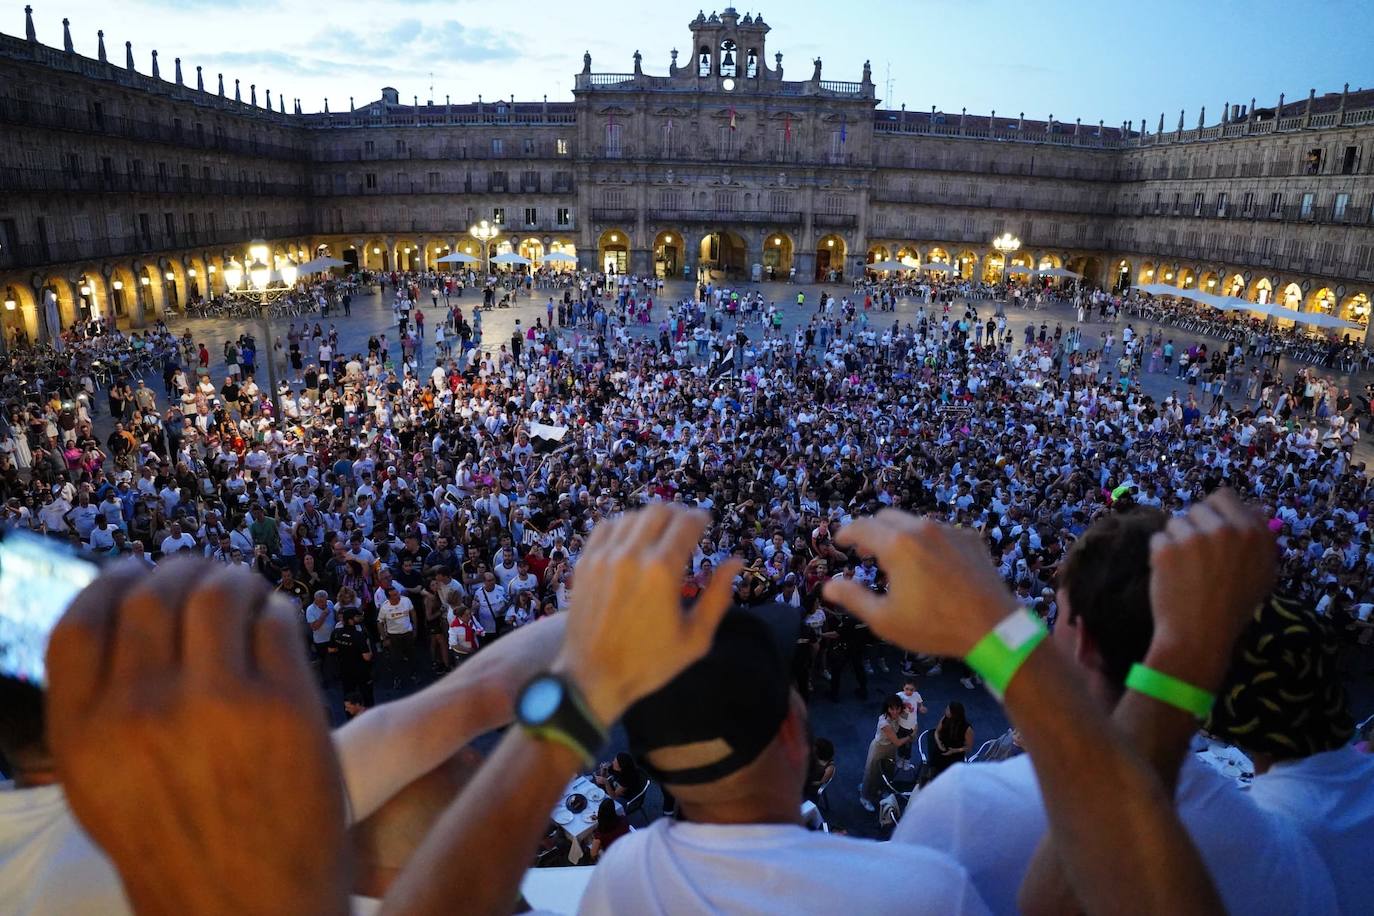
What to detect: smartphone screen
<box><xmin>0</xmin><ymin>530</ymin><xmax>100</xmax><ymax>686</ymax></box>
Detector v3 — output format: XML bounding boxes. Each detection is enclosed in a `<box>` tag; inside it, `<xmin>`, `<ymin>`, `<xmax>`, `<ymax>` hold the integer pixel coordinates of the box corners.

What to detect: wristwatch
<box><xmin>515</xmin><ymin>673</ymin><xmax>608</xmax><ymax>766</ymax></box>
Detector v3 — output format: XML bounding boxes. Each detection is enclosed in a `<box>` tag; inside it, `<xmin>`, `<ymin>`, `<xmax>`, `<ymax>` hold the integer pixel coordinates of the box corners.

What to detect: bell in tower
<box><xmin>720</xmin><ymin>39</ymin><xmax>737</xmax><ymax>77</ymax></box>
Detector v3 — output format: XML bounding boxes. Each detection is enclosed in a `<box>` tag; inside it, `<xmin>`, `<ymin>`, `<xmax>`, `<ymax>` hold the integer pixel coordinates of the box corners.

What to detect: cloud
<box><xmin>320</xmin><ymin>17</ymin><xmax>517</xmax><ymax>63</ymax></box>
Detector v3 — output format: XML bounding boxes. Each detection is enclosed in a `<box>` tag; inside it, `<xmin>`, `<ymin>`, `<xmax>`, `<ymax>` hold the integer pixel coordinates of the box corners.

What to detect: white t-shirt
<box><xmin>1249</xmin><ymin>746</ymin><xmax>1374</xmax><ymax>915</ymax></box>
<box><xmin>894</xmin><ymin>690</ymin><xmax>923</xmax><ymax>732</ymax></box>
<box><xmin>893</xmin><ymin>753</ymin><xmax>1337</xmax><ymax>915</ymax></box>
<box><xmin>377</xmin><ymin>596</ymin><xmax>415</xmax><ymax>635</ymax></box>
<box><xmin>579</xmin><ymin>820</ymin><xmax>988</xmax><ymax>915</ymax></box>
<box><xmin>0</xmin><ymin>782</ymin><xmax>131</xmax><ymax>916</ymax></box>
<box><xmin>159</xmin><ymin>532</ymin><xmax>197</xmax><ymax>555</ymax></box>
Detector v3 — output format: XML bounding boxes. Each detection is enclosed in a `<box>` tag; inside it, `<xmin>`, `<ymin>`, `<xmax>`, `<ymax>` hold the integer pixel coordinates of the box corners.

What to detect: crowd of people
<box><xmin>2</xmin><ymin>266</ymin><xmax>1373</xmax><ymax>913</ymax></box>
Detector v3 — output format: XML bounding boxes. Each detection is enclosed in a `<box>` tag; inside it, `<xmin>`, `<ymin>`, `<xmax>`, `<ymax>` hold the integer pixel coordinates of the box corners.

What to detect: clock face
<box><xmin>520</xmin><ymin>677</ymin><xmax>563</xmax><ymax>722</ymax></box>
<box><xmin>722</xmin><ymin>78</ymin><xmax>736</xmax><ymax>91</ymax></box>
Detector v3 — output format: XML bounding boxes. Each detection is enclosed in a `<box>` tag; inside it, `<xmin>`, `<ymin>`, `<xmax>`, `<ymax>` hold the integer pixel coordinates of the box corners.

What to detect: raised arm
<box><xmin>1017</xmin><ymin>490</ymin><xmax>1276</xmax><ymax>915</ymax></box>
<box><xmin>380</xmin><ymin>505</ymin><xmax>741</xmax><ymax>916</ymax></box>
<box><xmin>824</xmin><ymin>510</ymin><xmax>1222</xmax><ymax>916</ymax></box>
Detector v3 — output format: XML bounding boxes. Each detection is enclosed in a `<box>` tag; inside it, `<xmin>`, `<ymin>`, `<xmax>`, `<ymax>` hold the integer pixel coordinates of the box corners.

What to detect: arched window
<box><xmin>720</xmin><ymin>39</ymin><xmax>737</xmax><ymax>77</ymax></box>
<box><xmin>698</xmin><ymin>46</ymin><xmax>711</xmax><ymax>77</ymax></box>
<box><xmin>746</xmin><ymin>48</ymin><xmax>759</xmax><ymax>78</ymax></box>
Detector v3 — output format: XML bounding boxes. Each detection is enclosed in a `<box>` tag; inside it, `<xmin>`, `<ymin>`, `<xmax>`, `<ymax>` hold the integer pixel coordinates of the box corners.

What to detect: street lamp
<box><xmin>470</xmin><ymin>219</ymin><xmax>500</xmax><ymax>276</ymax></box>
<box><xmin>220</xmin><ymin>238</ymin><xmax>298</xmax><ymax>418</ymax></box>
<box><xmin>991</xmin><ymin>232</ymin><xmax>1021</xmax><ymax>316</ymax></box>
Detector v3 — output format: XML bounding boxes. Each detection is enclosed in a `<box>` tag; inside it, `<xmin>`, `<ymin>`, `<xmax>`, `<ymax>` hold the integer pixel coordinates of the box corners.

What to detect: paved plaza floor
<box><xmin>94</xmin><ymin>279</ymin><xmax>1374</xmax><ymax>838</ymax></box>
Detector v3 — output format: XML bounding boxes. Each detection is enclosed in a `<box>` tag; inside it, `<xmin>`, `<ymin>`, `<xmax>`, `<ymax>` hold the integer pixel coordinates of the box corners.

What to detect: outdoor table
<box><xmin>551</xmin><ymin>774</ymin><xmax>611</xmax><ymax>842</ymax></box>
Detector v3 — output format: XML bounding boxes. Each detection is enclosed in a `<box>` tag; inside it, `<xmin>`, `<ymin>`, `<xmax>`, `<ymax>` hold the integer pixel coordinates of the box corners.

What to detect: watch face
<box><xmin>722</xmin><ymin>78</ymin><xmax>735</xmax><ymax>91</ymax></box>
<box><xmin>520</xmin><ymin>676</ymin><xmax>564</xmax><ymax>724</ymax></box>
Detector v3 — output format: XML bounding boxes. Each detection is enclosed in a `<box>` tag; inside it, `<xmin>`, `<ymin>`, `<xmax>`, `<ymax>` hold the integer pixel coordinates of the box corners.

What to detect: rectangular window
<box><xmin>163</xmin><ymin>212</ymin><xmax>176</xmax><ymax>243</ymax></box>
<box><xmin>1192</xmin><ymin>191</ymin><xmax>1205</xmax><ymax>216</ymax></box>
<box><xmin>490</xmin><ymin>171</ymin><xmax>508</xmax><ymax>192</ymax></box>
<box><xmin>395</xmin><ymin>138</ymin><xmax>406</xmax><ymax>154</ymax></box>
<box><xmin>364</xmin><ymin>140</ymin><xmax>375</xmax><ymax>155</ymax></box>
<box><xmin>556</xmin><ymin>138</ymin><xmax>569</xmax><ymax>156</ymax></box>
<box><xmin>102</xmin><ymin>157</ymin><xmax>113</xmax><ymax>184</ymax></box>
<box><xmin>658</xmin><ymin>189</ymin><xmax>681</xmax><ymax>210</ymax></box>
<box><xmin>185</xmin><ymin>212</ymin><xmax>197</xmax><ymax>244</ymax></box>
<box><xmin>1300</xmin><ymin>192</ymin><xmax>1314</xmax><ymax>218</ymax></box>
<box><xmin>1171</xmin><ymin>191</ymin><xmax>1181</xmax><ymax>212</ymax></box>
<box><xmin>491</xmin><ymin>138</ymin><xmax>504</xmax><ymax>156</ymax></box>
<box><xmin>1342</xmin><ymin>146</ymin><xmax>1359</xmax><ymax>175</ymax></box>
<box><xmin>428</xmin><ymin>171</ymin><xmax>440</xmax><ymax>191</ymax></box>
<box><xmin>1241</xmin><ymin>191</ymin><xmax>1254</xmax><ymax>214</ymax></box>
<box><xmin>1215</xmin><ymin>192</ymin><xmax>1227</xmax><ymax>217</ymax></box>
<box><xmin>1269</xmin><ymin>192</ymin><xmax>1283</xmax><ymax>216</ymax></box>
<box><xmin>521</xmin><ymin>170</ymin><xmax>540</xmax><ymax>192</ymax></box>
<box><xmin>365</xmin><ymin>172</ymin><xmax>377</xmax><ymax>189</ymax></box>
<box><xmin>1334</xmin><ymin>193</ymin><xmax>1350</xmax><ymax>220</ymax></box>
<box><xmin>1305</xmin><ymin>148</ymin><xmax>1323</xmax><ymax>174</ymax></box>
<box><xmin>556</xmin><ymin>207</ymin><xmax>571</xmax><ymax>226</ymax></box>
<box><xmin>606</xmin><ymin>124</ymin><xmax>622</xmax><ymax>157</ymax></box>
<box><xmin>492</xmin><ymin>207</ymin><xmax>505</xmax><ymax>225</ymax></box>
<box><xmin>524</xmin><ymin>207</ymin><xmax>538</xmax><ymax>227</ymax></box>
<box><xmin>66</xmin><ymin>153</ymin><xmax>81</xmax><ymax>178</ymax></box>
<box><xmin>523</xmin><ymin>138</ymin><xmax>535</xmax><ymax>155</ymax></box>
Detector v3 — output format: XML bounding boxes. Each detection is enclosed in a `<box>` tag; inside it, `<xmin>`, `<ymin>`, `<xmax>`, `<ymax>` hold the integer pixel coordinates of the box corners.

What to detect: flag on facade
<box><xmin>710</xmin><ymin>346</ymin><xmax>735</xmax><ymax>379</ymax></box>
<box><xmin>729</xmin><ymin>107</ymin><xmax>737</xmax><ymax>130</ymax></box>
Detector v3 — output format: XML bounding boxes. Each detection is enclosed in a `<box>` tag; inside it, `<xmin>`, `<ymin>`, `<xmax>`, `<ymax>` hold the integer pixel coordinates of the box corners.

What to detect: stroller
<box><xmin>877</xmin><ymin>753</ymin><xmax>920</xmax><ymax>827</ymax></box>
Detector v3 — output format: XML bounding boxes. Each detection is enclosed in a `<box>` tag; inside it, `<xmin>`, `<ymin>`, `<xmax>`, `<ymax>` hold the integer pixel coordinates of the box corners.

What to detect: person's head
<box><xmin>942</xmin><ymin>701</ymin><xmax>967</xmax><ymax>728</ymax></box>
<box><xmin>882</xmin><ymin>695</ymin><xmax>903</xmax><ymax>719</ymax></box>
<box><xmin>0</xmin><ymin>677</ymin><xmax>48</xmax><ymax>783</ymax></box>
<box><xmin>596</xmin><ymin>795</ymin><xmax>621</xmax><ymax>828</ymax></box>
<box><xmin>620</xmin><ymin>605</ymin><xmax>805</xmax><ymax>823</ymax></box>
<box><xmin>343</xmin><ymin>693</ymin><xmax>369</xmax><ymax>718</ymax></box>
<box><xmin>1054</xmin><ymin>508</ymin><xmax>1167</xmax><ymax>706</ymax></box>
<box><xmin>901</xmin><ymin>679</ymin><xmax>918</xmax><ymax>696</ymax></box>
<box><xmin>813</xmin><ymin>737</ymin><xmax>835</xmax><ymax>765</ymax></box>
<box><xmin>1206</xmin><ymin>598</ymin><xmax>1353</xmax><ymax>774</ymax></box>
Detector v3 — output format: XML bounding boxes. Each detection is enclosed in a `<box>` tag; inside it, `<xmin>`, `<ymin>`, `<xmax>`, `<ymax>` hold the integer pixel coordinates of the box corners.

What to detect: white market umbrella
<box><xmin>924</xmin><ymin>262</ymin><xmax>954</xmax><ymax>273</ymax></box>
<box><xmin>491</xmin><ymin>252</ymin><xmax>533</xmax><ymax>266</ymax></box>
<box><xmin>1033</xmin><ymin>267</ymin><xmax>1082</xmax><ymax>279</ymax></box>
<box><xmin>868</xmin><ymin>259</ymin><xmax>912</xmax><ymax>271</ymax></box>
<box><xmin>1005</xmin><ymin>264</ymin><xmax>1032</xmax><ymax>275</ymax></box>
<box><xmin>541</xmin><ymin>251</ymin><xmax>578</xmax><ymax>263</ymax></box>
<box><xmin>1132</xmin><ymin>283</ymin><xmax>1184</xmax><ymax>296</ymax></box>
<box><xmin>436</xmin><ymin>251</ymin><xmax>479</xmax><ymax>264</ymax></box>
<box><xmin>1291</xmin><ymin>311</ymin><xmax>1363</xmax><ymax>330</ymax></box>
<box><xmin>296</xmin><ymin>256</ymin><xmax>347</xmax><ymax>274</ymax></box>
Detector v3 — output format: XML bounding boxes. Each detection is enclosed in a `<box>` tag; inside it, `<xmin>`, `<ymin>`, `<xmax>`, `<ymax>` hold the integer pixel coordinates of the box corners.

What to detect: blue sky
<box><xmin>13</xmin><ymin>0</ymin><xmax>1372</xmax><ymax>124</ymax></box>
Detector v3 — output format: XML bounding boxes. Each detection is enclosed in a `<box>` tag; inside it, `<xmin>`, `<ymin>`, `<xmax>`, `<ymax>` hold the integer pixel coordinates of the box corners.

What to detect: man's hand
<box><xmin>46</xmin><ymin>558</ymin><xmax>350</xmax><ymax>916</ymax></box>
<box><xmin>1146</xmin><ymin>488</ymin><xmax>1277</xmax><ymax>691</ymax></box>
<box><xmin>553</xmin><ymin>503</ymin><xmax>742</xmax><ymax>726</ymax></box>
<box><xmin>822</xmin><ymin>509</ymin><xmax>1018</xmax><ymax>657</ymax></box>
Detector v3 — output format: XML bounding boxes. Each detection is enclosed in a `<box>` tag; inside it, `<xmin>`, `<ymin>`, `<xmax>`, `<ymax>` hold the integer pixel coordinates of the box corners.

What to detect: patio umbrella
<box><xmin>1005</xmin><ymin>264</ymin><xmax>1032</xmax><ymax>274</ymax></box>
<box><xmin>491</xmin><ymin>252</ymin><xmax>533</xmax><ymax>266</ymax></box>
<box><xmin>541</xmin><ymin>251</ymin><xmax>578</xmax><ymax>263</ymax></box>
<box><xmin>867</xmin><ymin>259</ymin><xmax>911</xmax><ymax>271</ymax></box>
<box><xmin>1132</xmin><ymin>283</ymin><xmax>1185</xmax><ymax>296</ymax></box>
<box><xmin>295</xmin><ymin>256</ymin><xmax>347</xmax><ymax>274</ymax></box>
<box><xmin>924</xmin><ymin>262</ymin><xmax>954</xmax><ymax>273</ymax></box>
<box><xmin>436</xmin><ymin>251</ymin><xmax>478</xmax><ymax>264</ymax></box>
<box><xmin>1034</xmin><ymin>267</ymin><xmax>1082</xmax><ymax>279</ymax></box>
<box><xmin>1291</xmin><ymin>311</ymin><xmax>1363</xmax><ymax>330</ymax></box>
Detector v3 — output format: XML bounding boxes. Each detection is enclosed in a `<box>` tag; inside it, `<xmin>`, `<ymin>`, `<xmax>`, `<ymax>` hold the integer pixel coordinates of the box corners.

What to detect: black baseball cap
<box><xmin>622</xmin><ymin>604</ymin><xmax>799</xmax><ymax>787</ymax></box>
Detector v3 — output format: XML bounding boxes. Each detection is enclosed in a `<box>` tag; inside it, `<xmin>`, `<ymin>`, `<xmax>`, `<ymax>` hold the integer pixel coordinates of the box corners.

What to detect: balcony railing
<box><xmin>0</xmin><ymin>95</ymin><xmax>308</xmax><ymax>162</ymax></box>
<box><xmin>0</xmin><ymin>166</ymin><xmax>309</xmax><ymax>198</ymax></box>
<box><xmin>0</xmin><ymin>223</ymin><xmax>314</xmax><ymax>271</ymax></box>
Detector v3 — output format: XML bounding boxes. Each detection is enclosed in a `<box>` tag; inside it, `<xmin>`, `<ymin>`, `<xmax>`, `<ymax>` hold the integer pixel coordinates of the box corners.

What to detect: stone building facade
<box><xmin>1</xmin><ymin>6</ymin><xmax>1372</xmax><ymax>345</ymax></box>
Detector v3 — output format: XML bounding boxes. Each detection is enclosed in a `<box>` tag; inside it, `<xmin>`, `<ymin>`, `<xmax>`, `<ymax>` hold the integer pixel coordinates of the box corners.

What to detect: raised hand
<box><xmin>1146</xmin><ymin>488</ymin><xmax>1277</xmax><ymax>690</ymax></box>
<box><xmin>46</xmin><ymin>558</ymin><xmax>349</xmax><ymax>916</ymax></box>
<box><xmin>553</xmin><ymin>503</ymin><xmax>742</xmax><ymax>725</ymax></box>
<box><xmin>822</xmin><ymin>508</ymin><xmax>1018</xmax><ymax>657</ymax></box>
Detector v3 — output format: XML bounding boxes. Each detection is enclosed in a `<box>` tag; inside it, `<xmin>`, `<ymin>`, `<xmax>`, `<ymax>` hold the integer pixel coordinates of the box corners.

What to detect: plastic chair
<box><xmin>624</xmin><ymin>779</ymin><xmax>651</xmax><ymax>825</ymax></box>
<box><xmin>816</xmin><ymin>763</ymin><xmax>836</xmax><ymax>813</ymax></box>
<box><xmin>915</xmin><ymin>729</ymin><xmax>933</xmax><ymax>786</ymax></box>
<box><xmin>968</xmin><ymin>738</ymin><xmax>997</xmax><ymax>763</ymax></box>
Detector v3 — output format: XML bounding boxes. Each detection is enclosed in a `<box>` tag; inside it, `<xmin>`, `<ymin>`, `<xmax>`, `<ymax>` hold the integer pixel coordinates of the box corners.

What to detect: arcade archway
<box><xmin>1111</xmin><ymin>258</ymin><xmax>1132</xmax><ymax>293</ymax></box>
<box><xmin>762</xmin><ymin>232</ymin><xmax>794</xmax><ymax>280</ymax></box>
<box><xmin>1306</xmin><ymin>287</ymin><xmax>1337</xmax><ymax>313</ymax></box>
<box><xmin>598</xmin><ymin>229</ymin><xmax>630</xmax><ymax>275</ymax></box>
<box><xmin>701</xmin><ymin>230</ymin><xmax>748</xmax><ymax>278</ymax></box>
<box><xmin>815</xmin><ymin>234</ymin><xmax>847</xmax><ymax>281</ymax></box>
<box><xmin>1137</xmin><ymin>261</ymin><xmax>1157</xmax><ymax>285</ymax></box>
<box><xmin>652</xmin><ymin>231</ymin><xmax>683</xmax><ymax>279</ymax></box>
<box><xmin>955</xmin><ymin>250</ymin><xmax>977</xmax><ymax>281</ymax></box>
<box><xmin>1340</xmin><ymin>293</ymin><xmax>1370</xmax><ymax>325</ymax></box>
<box><xmin>1223</xmin><ymin>273</ymin><xmax>1246</xmax><ymax>297</ymax></box>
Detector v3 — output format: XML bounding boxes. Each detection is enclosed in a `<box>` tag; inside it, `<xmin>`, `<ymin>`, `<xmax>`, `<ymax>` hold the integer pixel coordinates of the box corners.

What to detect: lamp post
<box><xmin>991</xmin><ymin>232</ymin><xmax>1021</xmax><ymax>317</ymax></box>
<box><xmin>221</xmin><ymin>239</ymin><xmax>298</xmax><ymax>419</ymax></box>
<box><xmin>469</xmin><ymin>219</ymin><xmax>500</xmax><ymax>278</ymax></box>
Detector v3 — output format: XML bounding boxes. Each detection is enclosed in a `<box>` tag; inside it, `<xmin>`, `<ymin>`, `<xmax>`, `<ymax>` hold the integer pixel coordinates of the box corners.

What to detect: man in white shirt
<box><xmin>158</xmin><ymin>522</ymin><xmax>197</xmax><ymax>557</ymax></box>
<box><xmin>1206</xmin><ymin>597</ymin><xmax>1374</xmax><ymax>915</ymax></box>
<box><xmin>893</xmin><ymin>509</ymin><xmax>1337</xmax><ymax>915</ymax></box>
<box><xmin>377</xmin><ymin>585</ymin><xmax>418</xmax><ymax>689</ymax></box>
<box><xmin>580</xmin><ymin>604</ymin><xmax>988</xmax><ymax>915</ymax></box>
<box><xmin>472</xmin><ymin>573</ymin><xmax>507</xmax><ymax>635</ymax></box>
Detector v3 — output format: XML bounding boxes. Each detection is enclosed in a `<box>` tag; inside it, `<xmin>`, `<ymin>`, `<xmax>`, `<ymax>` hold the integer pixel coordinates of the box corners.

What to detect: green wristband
<box><xmin>1125</xmin><ymin>664</ymin><xmax>1215</xmax><ymax>719</ymax></box>
<box><xmin>965</xmin><ymin>608</ymin><xmax>1048</xmax><ymax>701</ymax></box>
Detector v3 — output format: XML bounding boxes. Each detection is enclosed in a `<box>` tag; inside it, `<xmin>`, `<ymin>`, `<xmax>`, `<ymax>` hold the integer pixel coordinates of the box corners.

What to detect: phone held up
<box><xmin>0</xmin><ymin>528</ymin><xmax>101</xmax><ymax>688</ymax></box>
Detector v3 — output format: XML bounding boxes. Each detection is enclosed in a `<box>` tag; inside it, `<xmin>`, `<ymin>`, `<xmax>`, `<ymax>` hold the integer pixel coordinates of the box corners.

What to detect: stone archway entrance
<box><xmin>762</xmin><ymin>232</ymin><xmax>794</xmax><ymax>280</ymax></box>
<box><xmin>652</xmin><ymin>231</ymin><xmax>682</xmax><ymax>279</ymax></box>
<box><xmin>598</xmin><ymin>229</ymin><xmax>630</xmax><ymax>275</ymax></box>
<box><xmin>700</xmin><ymin>230</ymin><xmax>748</xmax><ymax>280</ymax></box>
<box><xmin>815</xmin><ymin>234</ymin><xmax>847</xmax><ymax>282</ymax></box>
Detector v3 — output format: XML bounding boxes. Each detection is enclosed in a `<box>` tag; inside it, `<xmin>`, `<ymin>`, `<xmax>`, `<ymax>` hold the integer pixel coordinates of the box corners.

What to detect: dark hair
<box><xmin>883</xmin><ymin>695</ymin><xmax>903</xmax><ymax>715</ymax></box>
<box><xmin>614</xmin><ymin>751</ymin><xmax>637</xmax><ymax>775</ymax></box>
<box><xmin>597</xmin><ymin>796</ymin><xmax>622</xmax><ymax>825</ymax></box>
<box><xmin>813</xmin><ymin>738</ymin><xmax>835</xmax><ymax>763</ymax></box>
<box><xmin>1058</xmin><ymin>508</ymin><xmax>1167</xmax><ymax>692</ymax></box>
